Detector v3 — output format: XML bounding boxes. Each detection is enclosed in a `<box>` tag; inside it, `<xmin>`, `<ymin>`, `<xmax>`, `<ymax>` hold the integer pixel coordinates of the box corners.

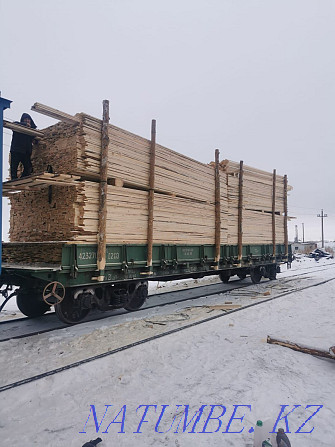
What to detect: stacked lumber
<box><xmin>31</xmin><ymin>121</ymin><xmax>81</xmax><ymax>175</ymax></box>
<box><xmin>76</xmin><ymin>183</ymin><xmax>148</xmax><ymax>244</ymax></box>
<box><xmin>75</xmin><ymin>114</ymin><xmax>151</xmax><ymax>185</ymax></box>
<box><xmin>220</xmin><ymin>160</ymin><xmax>288</xmax><ymax>245</ymax></box>
<box><xmin>9</xmin><ymin>185</ymin><xmax>78</xmax><ymax>242</ymax></box>
<box><xmin>219</xmin><ymin>171</ymin><xmax>229</xmax><ymax>245</ymax></box>
<box><xmin>225</xmin><ymin>171</ymin><xmax>239</xmax><ymax>245</ymax></box>
<box><xmin>8</xmin><ymin>170</ymin><xmax>286</xmax><ymax>248</ymax></box>
<box><xmin>153</xmin><ymin>194</ymin><xmax>215</xmax><ymax>244</ymax></box>
<box><xmin>9</xmin><ymin>182</ymin><xmax>218</xmax><ymax>245</ymax></box>
<box><xmin>31</xmin><ymin>114</ymin><xmax>215</xmax><ymax>203</ymax></box>
<box><xmin>6</xmin><ymin>104</ymin><xmax>291</xmax><ymax>265</ymax></box>
<box><xmin>2</xmin><ymin>242</ymin><xmax>64</xmax><ymax>265</ymax></box>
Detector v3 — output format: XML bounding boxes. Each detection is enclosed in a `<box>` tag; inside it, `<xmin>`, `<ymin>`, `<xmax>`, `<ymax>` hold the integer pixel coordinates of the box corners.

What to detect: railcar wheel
<box><xmin>219</xmin><ymin>271</ymin><xmax>231</xmax><ymax>284</ymax></box>
<box><xmin>250</xmin><ymin>267</ymin><xmax>262</xmax><ymax>284</ymax></box>
<box><xmin>16</xmin><ymin>290</ymin><xmax>50</xmax><ymax>317</ymax></box>
<box><xmin>55</xmin><ymin>289</ymin><xmax>90</xmax><ymax>324</ymax></box>
<box><xmin>124</xmin><ymin>282</ymin><xmax>148</xmax><ymax>311</ymax></box>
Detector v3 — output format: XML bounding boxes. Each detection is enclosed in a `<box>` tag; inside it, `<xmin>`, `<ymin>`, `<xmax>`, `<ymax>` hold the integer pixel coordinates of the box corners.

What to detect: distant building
<box><xmin>291</xmin><ymin>242</ymin><xmax>317</xmax><ymax>254</ymax></box>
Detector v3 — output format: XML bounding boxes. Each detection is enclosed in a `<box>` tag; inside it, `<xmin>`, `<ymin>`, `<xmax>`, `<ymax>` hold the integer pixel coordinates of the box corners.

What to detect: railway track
<box><xmin>0</xmin><ymin>262</ymin><xmax>334</xmax><ymax>342</ymax></box>
<box><xmin>0</xmin><ymin>264</ymin><xmax>334</xmax><ymax>393</ymax></box>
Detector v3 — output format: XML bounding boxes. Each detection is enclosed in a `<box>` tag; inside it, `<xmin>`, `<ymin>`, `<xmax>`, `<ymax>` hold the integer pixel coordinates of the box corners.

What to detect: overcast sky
<box><xmin>1</xmin><ymin>0</ymin><xmax>334</xmax><ymax>243</ymax></box>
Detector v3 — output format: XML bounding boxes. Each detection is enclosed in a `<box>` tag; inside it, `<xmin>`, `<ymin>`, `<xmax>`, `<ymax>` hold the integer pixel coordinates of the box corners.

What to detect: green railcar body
<box><xmin>1</xmin><ymin>242</ymin><xmax>291</xmax><ymax>289</ymax></box>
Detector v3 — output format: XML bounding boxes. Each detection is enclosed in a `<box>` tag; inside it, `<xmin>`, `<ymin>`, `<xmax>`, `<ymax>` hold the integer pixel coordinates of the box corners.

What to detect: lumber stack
<box><xmin>8</xmin><ymin>164</ymin><xmax>287</xmax><ymax>247</ymax></box>
<box><xmin>31</xmin><ymin>114</ymin><xmax>215</xmax><ymax>202</ymax></box>
<box><xmin>220</xmin><ymin>160</ymin><xmax>288</xmax><ymax>245</ymax></box>
<box><xmin>219</xmin><ymin>171</ymin><xmax>229</xmax><ymax>245</ymax></box>
<box><xmin>31</xmin><ymin>121</ymin><xmax>80</xmax><ymax>175</ymax></box>
<box><xmin>6</xmin><ymin>104</ymin><xmax>291</xmax><ymax>265</ymax></box>
<box><xmin>2</xmin><ymin>242</ymin><xmax>64</xmax><ymax>265</ymax></box>
<box><xmin>9</xmin><ymin>182</ymin><xmax>217</xmax><ymax>245</ymax></box>
<box><xmin>9</xmin><ymin>186</ymin><xmax>78</xmax><ymax>242</ymax></box>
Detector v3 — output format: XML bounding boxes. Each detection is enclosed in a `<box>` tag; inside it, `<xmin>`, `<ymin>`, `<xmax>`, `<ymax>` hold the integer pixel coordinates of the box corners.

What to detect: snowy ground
<box><xmin>0</xmin><ymin>257</ymin><xmax>334</xmax><ymax>447</ymax></box>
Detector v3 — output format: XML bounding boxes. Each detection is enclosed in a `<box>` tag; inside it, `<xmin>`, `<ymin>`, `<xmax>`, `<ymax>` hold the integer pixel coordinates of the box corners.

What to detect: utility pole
<box><xmin>302</xmin><ymin>223</ymin><xmax>305</xmax><ymax>243</ymax></box>
<box><xmin>317</xmin><ymin>209</ymin><xmax>328</xmax><ymax>248</ymax></box>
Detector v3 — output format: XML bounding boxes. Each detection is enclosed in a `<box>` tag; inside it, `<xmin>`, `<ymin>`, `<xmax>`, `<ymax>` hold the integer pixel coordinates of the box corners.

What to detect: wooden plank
<box><xmin>2</xmin><ymin>173</ymin><xmax>80</xmax><ymax>194</ymax></box>
<box><xmin>206</xmin><ymin>304</ymin><xmax>242</xmax><ymax>311</ymax></box>
<box><xmin>3</xmin><ymin>120</ymin><xmax>44</xmax><ymax>137</ymax></box>
<box><xmin>31</xmin><ymin>103</ymin><xmax>80</xmax><ymax>124</ymax></box>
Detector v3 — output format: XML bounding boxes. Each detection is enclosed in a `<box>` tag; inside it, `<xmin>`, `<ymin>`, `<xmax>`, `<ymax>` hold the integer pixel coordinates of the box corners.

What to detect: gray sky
<box><xmin>1</xmin><ymin>0</ymin><xmax>334</xmax><ymax>243</ymax></box>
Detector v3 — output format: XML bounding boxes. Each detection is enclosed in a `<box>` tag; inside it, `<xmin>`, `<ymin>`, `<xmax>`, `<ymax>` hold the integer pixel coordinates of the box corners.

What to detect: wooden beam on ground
<box><xmin>147</xmin><ymin>119</ymin><xmax>156</xmax><ymax>270</ymax></box>
<box><xmin>3</xmin><ymin>120</ymin><xmax>44</xmax><ymax>137</ymax></box>
<box><xmin>272</xmin><ymin>169</ymin><xmax>276</xmax><ymax>256</ymax></box>
<box><xmin>238</xmin><ymin>160</ymin><xmax>244</xmax><ymax>261</ymax></box>
<box><xmin>31</xmin><ymin>103</ymin><xmax>80</xmax><ymax>124</ymax></box>
<box><xmin>96</xmin><ymin>100</ymin><xmax>110</xmax><ymax>280</ymax></box>
<box><xmin>206</xmin><ymin>304</ymin><xmax>242</xmax><ymax>311</ymax></box>
<box><xmin>267</xmin><ymin>336</ymin><xmax>335</xmax><ymax>361</ymax></box>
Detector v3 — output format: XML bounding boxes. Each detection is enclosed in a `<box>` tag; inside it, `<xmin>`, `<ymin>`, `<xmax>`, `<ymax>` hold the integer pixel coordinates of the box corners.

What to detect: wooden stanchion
<box><xmin>96</xmin><ymin>100</ymin><xmax>110</xmax><ymax>280</ymax></box>
<box><xmin>284</xmin><ymin>175</ymin><xmax>288</xmax><ymax>256</ymax></box>
<box><xmin>147</xmin><ymin>119</ymin><xmax>156</xmax><ymax>270</ymax></box>
<box><xmin>214</xmin><ymin>149</ymin><xmax>221</xmax><ymax>267</ymax></box>
<box><xmin>238</xmin><ymin>161</ymin><xmax>244</xmax><ymax>261</ymax></box>
<box><xmin>272</xmin><ymin>169</ymin><xmax>276</xmax><ymax>256</ymax></box>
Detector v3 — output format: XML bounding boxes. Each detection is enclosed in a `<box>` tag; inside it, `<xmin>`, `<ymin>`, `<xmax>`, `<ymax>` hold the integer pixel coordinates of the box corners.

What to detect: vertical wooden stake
<box><xmin>284</xmin><ymin>174</ymin><xmax>288</xmax><ymax>256</ymax></box>
<box><xmin>272</xmin><ymin>169</ymin><xmax>276</xmax><ymax>257</ymax></box>
<box><xmin>238</xmin><ymin>161</ymin><xmax>244</xmax><ymax>261</ymax></box>
<box><xmin>147</xmin><ymin>119</ymin><xmax>156</xmax><ymax>270</ymax></box>
<box><xmin>214</xmin><ymin>149</ymin><xmax>221</xmax><ymax>268</ymax></box>
<box><xmin>97</xmin><ymin>100</ymin><xmax>110</xmax><ymax>280</ymax></box>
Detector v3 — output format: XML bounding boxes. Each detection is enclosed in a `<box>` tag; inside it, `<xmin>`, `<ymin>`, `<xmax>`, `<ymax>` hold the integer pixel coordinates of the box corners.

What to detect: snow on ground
<box><xmin>0</xmin><ymin>257</ymin><xmax>334</xmax><ymax>447</ymax></box>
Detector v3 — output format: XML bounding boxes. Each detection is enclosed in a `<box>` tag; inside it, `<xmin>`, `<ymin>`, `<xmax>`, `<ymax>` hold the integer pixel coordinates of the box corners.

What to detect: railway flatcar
<box><xmin>1</xmin><ymin>241</ymin><xmax>291</xmax><ymax>324</ymax></box>
<box><xmin>0</xmin><ymin>102</ymin><xmax>292</xmax><ymax>324</ymax></box>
